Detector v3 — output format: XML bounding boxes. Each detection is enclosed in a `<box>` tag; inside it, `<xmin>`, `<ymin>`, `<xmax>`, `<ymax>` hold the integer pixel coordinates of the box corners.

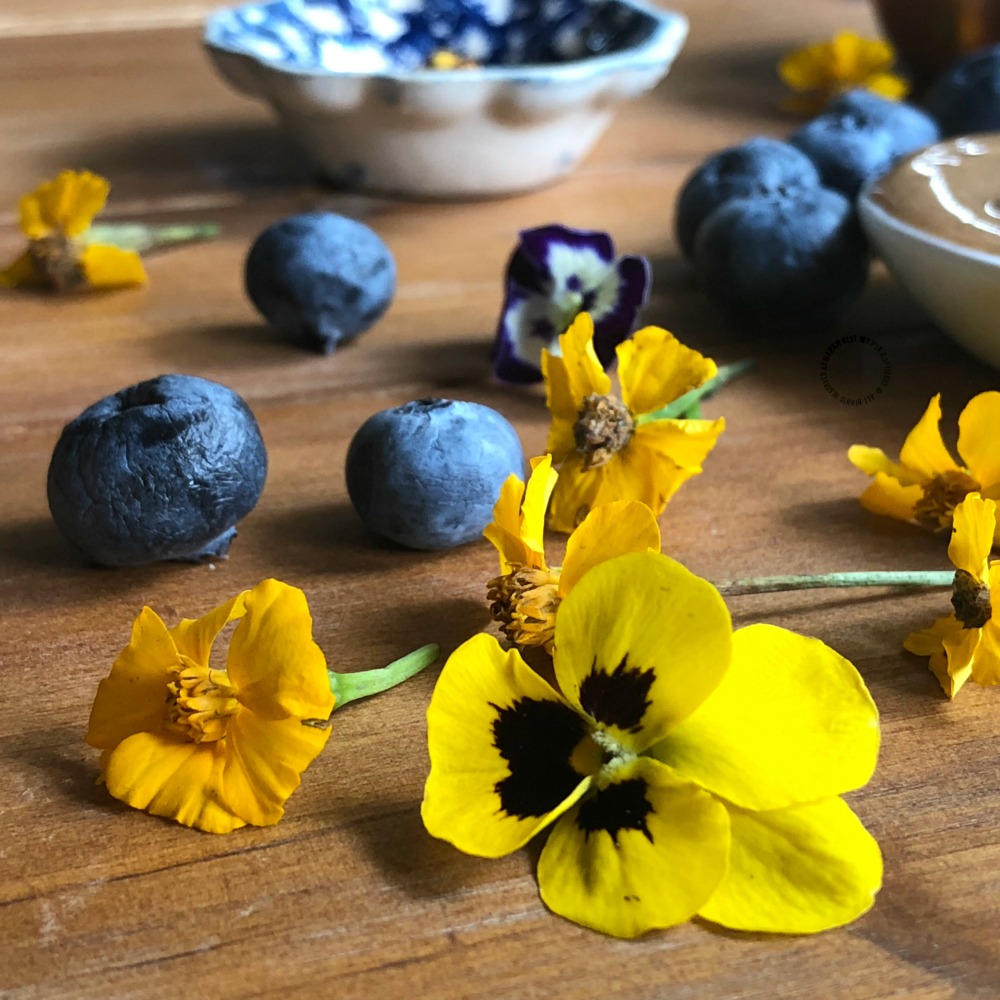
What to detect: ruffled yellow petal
<box><xmin>422</xmin><ymin>632</ymin><xmax>591</xmax><ymax>858</ymax></box>
<box><xmin>957</xmin><ymin>392</ymin><xmax>1000</xmax><ymax>493</ymax></box>
<box><xmin>970</xmin><ymin>602</ymin><xmax>1000</xmax><ymax>687</ymax></box>
<box><xmin>698</xmin><ymin>797</ymin><xmax>882</xmax><ymax>933</ymax></box>
<box><xmin>547</xmin><ymin>450</ymin><xmax>653</xmax><ymax>533</ymax></box>
<box><xmin>857</xmin><ymin>473</ymin><xmax>922</xmax><ymax>522</ymax></box>
<box><xmin>631</xmin><ymin>417</ymin><xmax>725</xmax><ymax>501</ymax></box>
<box><xmin>559</xmin><ymin>500</ymin><xmax>660</xmax><ymax>596</ymax></box>
<box><xmin>86</xmin><ymin>607</ymin><xmax>179</xmax><ymax>751</ymax></box>
<box><xmin>898</xmin><ymin>394</ymin><xmax>961</xmax><ymax>481</ymax></box>
<box><xmin>103</xmin><ymin>732</ymin><xmax>243</xmax><ymax>834</ymax></box>
<box><xmin>222</xmin><ymin>711</ymin><xmax>331</xmax><ymax>826</ymax></box>
<box><xmin>903</xmin><ymin>613</ymin><xmax>973</xmax><ymax>698</ymax></box>
<box><xmin>0</xmin><ymin>250</ymin><xmax>43</xmax><ymax>288</ymax></box>
<box><xmin>655</xmin><ymin>624</ymin><xmax>878</xmax><ymax>811</ymax></box>
<box><xmin>79</xmin><ymin>243</ymin><xmax>147</xmax><ymax>289</ymax></box>
<box><xmin>903</xmin><ymin>612</ymin><xmax>962</xmax><ymax>657</ymax></box>
<box><xmin>484</xmin><ymin>472</ymin><xmax>534</xmax><ymax>572</ymax></box>
<box><xmin>25</xmin><ymin>170</ymin><xmax>109</xmax><ymax>238</ymax></box>
<box><xmin>170</xmin><ymin>592</ymin><xmax>247</xmax><ymax>669</ymax></box>
<box><xmin>947</xmin><ymin>493</ymin><xmax>994</xmax><ymax>582</ymax></box>
<box><xmin>778</xmin><ymin>45</ymin><xmax>834</xmax><ymax>92</ymax></box>
<box><xmin>553</xmin><ymin>552</ymin><xmax>731</xmax><ymax>752</ymax></box>
<box><xmin>847</xmin><ymin>444</ymin><xmax>907</xmax><ymax>483</ymax></box>
<box><xmin>842</xmin><ymin>33</ymin><xmax>895</xmax><ymax>75</ymax></box>
<box><xmin>537</xmin><ymin>757</ymin><xmax>730</xmax><ymax>938</ymax></box>
<box><xmin>865</xmin><ymin>71</ymin><xmax>909</xmax><ymax>101</ymax></box>
<box><xmin>617</xmin><ymin>326</ymin><xmax>717</xmax><ymax>417</ymax></box>
<box><xmin>519</xmin><ymin>454</ymin><xmax>556</xmax><ymax>560</ymax></box>
<box><xmin>226</xmin><ymin>579</ymin><xmax>334</xmax><ymax>721</ymax></box>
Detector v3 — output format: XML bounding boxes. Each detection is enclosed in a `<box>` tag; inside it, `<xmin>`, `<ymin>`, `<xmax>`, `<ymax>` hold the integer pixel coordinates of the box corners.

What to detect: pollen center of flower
<box><xmin>573</xmin><ymin>394</ymin><xmax>635</xmax><ymax>470</ymax></box>
<box><xmin>914</xmin><ymin>469</ymin><xmax>981</xmax><ymax>531</ymax></box>
<box><xmin>487</xmin><ymin>565</ymin><xmax>562</xmax><ymax>650</ymax></box>
<box><xmin>590</xmin><ymin>728</ymin><xmax>636</xmax><ymax>781</ymax></box>
<box><xmin>165</xmin><ymin>661</ymin><xmax>239</xmax><ymax>743</ymax></box>
<box><xmin>951</xmin><ymin>568</ymin><xmax>992</xmax><ymax>629</ymax></box>
<box><xmin>28</xmin><ymin>235</ymin><xmax>86</xmax><ymax>293</ymax></box>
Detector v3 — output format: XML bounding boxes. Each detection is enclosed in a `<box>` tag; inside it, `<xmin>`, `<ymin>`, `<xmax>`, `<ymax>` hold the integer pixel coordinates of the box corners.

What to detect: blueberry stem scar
<box><xmin>329</xmin><ymin>643</ymin><xmax>440</xmax><ymax>709</ymax></box>
<box><xmin>715</xmin><ymin>571</ymin><xmax>954</xmax><ymax>596</ymax></box>
<box><xmin>635</xmin><ymin>358</ymin><xmax>754</xmax><ymax>424</ymax></box>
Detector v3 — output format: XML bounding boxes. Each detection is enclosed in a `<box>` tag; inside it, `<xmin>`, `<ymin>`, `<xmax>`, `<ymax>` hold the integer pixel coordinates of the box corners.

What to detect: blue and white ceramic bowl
<box><xmin>204</xmin><ymin>0</ymin><xmax>688</xmax><ymax>197</ymax></box>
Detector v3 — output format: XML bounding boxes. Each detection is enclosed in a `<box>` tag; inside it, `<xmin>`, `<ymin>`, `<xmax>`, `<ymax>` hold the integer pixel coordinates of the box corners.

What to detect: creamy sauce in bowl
<box><xmin>868</xmin><ymin>134</ymin><xmax>1000</xmax><ymax>256</ymax></box>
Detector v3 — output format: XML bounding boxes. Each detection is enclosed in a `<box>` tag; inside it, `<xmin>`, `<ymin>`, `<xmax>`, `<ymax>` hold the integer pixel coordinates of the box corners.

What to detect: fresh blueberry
<box><xmin>790</xmin><ymin>90</ymin><xmax>940</xmax><ymax>197</ymax></box>
<box><xmin>47</xmin><ymin>374</ymin><xmax>268</xmax><ymax>567</ymax></box>
<box><xmin>245</xmin><ymin>211</ymin><xmax>396</xmax><ymax>354</ymax></box>
<box><xmin>674</xmin><ymin>138</ymin><xmax>821</xmax><ymax>259</ymax></box>
<box><xmin>925</xmin><ymin>45</ymin><xmax>1000</xmax><ymax>136</ymax></box>
<box><xmin>345</xmin><ymin>398</ymin><xmax>525</xmax><ymax>550</ymax></box>
<box><xmin>694</xmin><ymin>186</ymin><xmax>869</xmax><ymax>331</ymax></box>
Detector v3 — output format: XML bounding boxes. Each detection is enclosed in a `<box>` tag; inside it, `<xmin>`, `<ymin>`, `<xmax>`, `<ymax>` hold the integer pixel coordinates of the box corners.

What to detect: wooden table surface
<box><xmin>3</xmin><ymin>1</ymin><xmax>1000</xmax><ymax>997</ymax></box>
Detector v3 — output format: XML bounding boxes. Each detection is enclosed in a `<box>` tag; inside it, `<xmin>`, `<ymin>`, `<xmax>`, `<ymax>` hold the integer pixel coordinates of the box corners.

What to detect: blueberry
<box><xmin>790</xmin><ymin>90</ymin><xmax>940</xmax><ymax>197</ymax></box>
<box><xmin>245</xmin><ymin>211</ymin><xmax>396</xmax><ymax>354</ymax></box>
<box><xmin>925</xmin><ymin>45</ymin><xmax>1000</xmax><ymax>136</ymax></box>
<box><xmin>694</xmin><ymin>186</ymin><xmax>869</xmax><ymax>332</ymax></box>
<box><xmin>47</xmin><ymin>375</ymin><xmax>268</xmax><ymax>567</ymax></box>
<box><xmin>674</xmin><ymin>138</ymin><xmax>821</xmax><ymax>259</ymax></box>
<box><xmin>345</xmin><ymin>398</ymin><xmax>525</xmax><ymax>550</ymax></box>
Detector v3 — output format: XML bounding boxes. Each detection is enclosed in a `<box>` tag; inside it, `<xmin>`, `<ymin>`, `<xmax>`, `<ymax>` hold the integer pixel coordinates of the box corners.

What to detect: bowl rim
<box><xmin>858</xmin><ymin>176</ymin><xmax>1000</xmax><ymax>268</ymax></box>
<box><xmin>203</xmin><ymin>0</ymin><xmax>688</xmax><ymax>81</ymax></box>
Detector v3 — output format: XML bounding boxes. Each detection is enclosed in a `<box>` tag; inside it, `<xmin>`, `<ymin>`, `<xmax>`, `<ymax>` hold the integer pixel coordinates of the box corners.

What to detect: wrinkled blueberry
<box><xmin>47</xmin><ymin>374</ymin><xmax>268</xmax><ymax>567</ymax></box>
<box><xmin>245</xmin><ymin>211</ymin><xmax>396</xmax><ymax>354</ymax></box>
<box><xmin>790</xmin><ymin>90</ymin><xmax>940</xmax><ymax>197</ymax></box>
<box><xmin>674</xmin><ymin>138</ymin><xmax>821</xmax><ymax>259</ymax></box>
<box><xmin>694</xmin><ymin>186</ymin><xmax>869</xmax><ymax>331</ymax></box>
<box><xmin>345</xmin><ymin>398</ymin><xmax>525</xmax><ymax>550</ymax></box>
<box><xmin>925</xmin><ymin>45</ymin><xmax>1000</xmax><ymax>136</ymax></box>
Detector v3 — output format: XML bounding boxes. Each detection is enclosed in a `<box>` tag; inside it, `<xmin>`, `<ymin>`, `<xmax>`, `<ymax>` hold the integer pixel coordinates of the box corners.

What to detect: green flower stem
<box><xmin>715</xmin><ymin>571</ymin><xmax>954</xmax><ymax>597</ymax></box>
<box><xmin>84</xmin><ymin>223</ymin><xmax>221</xmax><ymax>254</ymax></box>
<box><xmin>329</xmin><ymin>643</ymin><xmax>439</xmax><ymax>709</ymax></box>
<box><xmin>636</xmin><ymin>358</ymin><xmax>754</xmax><ymax>424</ymax></box>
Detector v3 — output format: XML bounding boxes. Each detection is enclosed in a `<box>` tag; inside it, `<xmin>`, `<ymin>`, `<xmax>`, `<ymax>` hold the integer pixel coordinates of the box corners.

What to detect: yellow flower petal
<box><xmin>655</xmin><ymin>624</ymin><xmax>879</xmax><ymax>811</ymax></box>
<box><xmin>559</xmin><ymin>500</ymin><xmax>660</xmax><ymax>596</ymax></box>
<box><xmin>970</xmin><ymin>612</ymin><xmax>1000</xmax><ymax>687</ymax></box>
<box><xmin>103</xmin><ymin>732</ymin><xmax>243</xmax><ymax>834</ymax></box>
<box><xmin>483</xmin><ymin>473</ymin><xmax>533</xmax><ymax>572</ymax></box>
<box><xmin>422</xmin><ymin>632</ymin><xmax>591</xmax><ymax>857</ymax></box>
<box><xmin>865</xmin><ymin>71</ymin><xmax>909</xmax><ymax>101</ymax></box>
<box><xmin>617</xmin><ymin>326</ymin><xmax>717</xmax><ymax>417</ymax></box>
<box><xmin>537</xmin><ymin>757</ymin><xmax>730</xmax><ymax>938</ymax></box>
<box><xmin>857</xmin><ymin>473</ymin><xmax>922</xmax><ymax>522</ymax></box>
<box><xmin>519</xmin><ymin>454</ymin><xmax>556</xmax><ymax>559</ymax></box>
<box><xmin>0</xmin><ymin>250</ymin><xmax>43</xmax><ymax>288</ymax></box>
<box><xmin>553</xmin><ymin>552</ymin><xmax>731</xmax><ymax>752</ymax></box>
<box><xmin>903</xmin><ymin>613</ymin><xmax>974</xmax><ymax>698</ymax></box>
<box><xmin>902</xmin><ymin>613</ymin><xmax>962</xmax><ymax>657</ymax></box>
<box><xmin>898</xmin><ymin>394</ymin><xmax>961</xmax><ymax>481</ymax></box>
<box><xmin>86</xmin><ymin>607</ymin><xmax>179</xmax><ymax>751</ymax></box>
<box><xmin>779</xmin><ymin>45</ymin><xmax>834</xmax><ymax>92</ymax></box>
<box><xmin>547</xmin><ymin>450</ymin><xmax>653</xmax><ymax>533</ymax></box>
<box><xmin>697</xmin><ymin>797</ymin><xmax>882</xmax><ymax>933</ymax></box>
<box><xmin>947</xmin><ymin>493</ymin><xmax>994</xmax><ymax>582</ymax></box>
<box><xmin>28</xmin><ymin>170</ymin><xmax>110</xmax><ymax>238</ymax></box>
<box><xmin>222</xmin><ymin>711</ymin><xmax>331</xmax><ymax>826</ymax></box>
<box><xmin>957</xmin><ymin>392</ymin><xmax>1000</xmax><ymax>493</ymax></box>
<box><xmin>226</xmin><ymin>579</ymin><xmax>334</xmax><ymax>721</ymax></box>
<box><xmin>631</xmin><ymin>417</ymin><xmax>725</xmax><ymax>496</ymax></box>
<box><xmin>79</xmin><ymin>243</ymin><xmax>147</xmax><ymax>289</ymax></box>
<box><xmin>847</xmin><ymin>443</ymin><xmax>906</xmax><ymax>482</ymax></box>
<box><xmin>170</xmin><ymin>591</ymin><xmax>247</xmax><ymax>669</ymax></box>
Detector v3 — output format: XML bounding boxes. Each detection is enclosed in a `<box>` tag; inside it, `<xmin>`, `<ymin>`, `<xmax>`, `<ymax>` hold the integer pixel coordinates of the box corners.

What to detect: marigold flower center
<box><xmin>27</xmin><ymin>234</ymin><xmax>86</xmax><ymax>293</ymax></box>
<box><xmin>951</xmin><ymin>568</ymin><xmax>993</xmax><ymax>629</ymax></box>
<box><xmin>487</xmin><ymin>565</ymin><xmax>562</xmax><ymax>649</ymax></box>
<box><xmin>914</xmin><ymin>469</ymin><xmax>981</xmax><ymax>531</ymax></box>
<box><xmin>165</xmin><ymin>661</ymin><xmax>239</xmax><ymax>743</ymax></box>
<box><xmin>573</xmin><ymin>394</ymin><xmax>635</xmax><ymax>470</ymax></box>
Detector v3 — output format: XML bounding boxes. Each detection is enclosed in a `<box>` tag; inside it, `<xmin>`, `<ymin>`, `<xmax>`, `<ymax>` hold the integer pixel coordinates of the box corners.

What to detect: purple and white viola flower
<box><xmin>491</xmin><ymin>224</ymin><xmax>651</xmax><ymax>384</ymax></box>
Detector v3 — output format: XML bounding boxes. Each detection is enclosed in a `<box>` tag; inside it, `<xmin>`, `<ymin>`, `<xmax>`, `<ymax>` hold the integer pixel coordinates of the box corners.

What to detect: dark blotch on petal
<box><xmin>578</xmin><ymin>655</ymin><xmax>654</xmax><ymax>733</ymax></box>
<box><xmin>576</xmin><ymin>778</ymin><xmax>653</xmax><ymax>844</ymax></box>
<box><xmin>492</xmin><ymin>698</ymin><xmax>588</xmax><ymax>818</ymax></box>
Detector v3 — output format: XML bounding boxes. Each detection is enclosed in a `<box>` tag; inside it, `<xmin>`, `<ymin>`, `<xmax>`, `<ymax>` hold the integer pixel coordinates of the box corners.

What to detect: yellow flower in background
<box><xmin>423</xmin><ymin>552</ymin><xmax>881</xmax><ymax>938</ymax></box>
<box><xmin>849</xmin><ymin>392</ymin><xmax>1000</xmax><ymax>540</ymax></box>
<box><xmin>542</xmin><ymin>313</ymin><xmax>725</xmax><ymax>533</ymax></box>
<box><xmin>86</xmin><ymin>579</ymin><xmax>334</xmax><ymax>833</ymax></box>
<box><xmin>779</xmin><ymin>30</ymin><xmax>909</xmax><ymax>115</ymax></box>
<box><xmin>904</xmin><ymin>494</ymin><xmax>1000</xmax><ymax>698</ymax></box>
<box><xmin>1</xmin><ymin>170</ymin><xmax>146</xmax><ymax>292</ymax></box>
<box><xmin>484</xmin><ymin>454</ymin><xmax>661</xmax><ymax>651</ymax></box>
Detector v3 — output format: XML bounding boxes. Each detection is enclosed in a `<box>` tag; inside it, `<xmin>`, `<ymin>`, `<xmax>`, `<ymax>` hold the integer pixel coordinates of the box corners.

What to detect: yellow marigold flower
<box><xmin>542</xmin><ymin>313</ymin><xmax>724</xmax><ymax>534</ymax></box>
<box><xmin>423</xmin><ymin>552</ymin><xmax>881</xmax><ymax>938</ymax></box>
<box><xmin>0</xmin><ymin>170</ymin><xmax>146</xmax><ymax>292</ymax></box>
<box><xmin>779</xmin><ymin>30</ymin><xmax>909</xmax><ymax>114</ymax></box>
<box><xmin>849</xmin><ymin>392</ymin><xmax>1000</xmax><ymax>540</ymax></box>
<box><xmin>86</xmin><ymin>579</ymin><xmax>335</xmax><ymax>833</ymax></box>
<box><xmin>904</xmin><ymin>493</ymin><xmax>1000</xmax><ymax>698</ymax></box>
<box><xmin>484</xmin><ymin>453</ymin><xmax>661</xmax><ymax>651</ymax></box>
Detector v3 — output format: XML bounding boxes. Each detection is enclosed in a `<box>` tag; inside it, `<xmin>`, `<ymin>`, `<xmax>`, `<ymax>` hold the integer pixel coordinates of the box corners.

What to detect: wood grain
<box><xmin>2</xmin><ymin>1</ymin><xmax>998</xmax><ymax>997</ymax></box>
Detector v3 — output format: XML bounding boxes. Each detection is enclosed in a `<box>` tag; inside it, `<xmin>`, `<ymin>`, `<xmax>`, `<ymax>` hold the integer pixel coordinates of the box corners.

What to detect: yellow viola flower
<box><xmin>904</xmin><ymin>493</ymin><xmax>1000</xmax><ymax>698</ymax></box>
<box><xmin>849</xmin><ymin>392</ymin><xmax>1000</xmax><ymax>540</ymax></box>
<box><xmin>484</xmin><ymin>453</ymin><xmax>661</xmax><ymax>651</ymax></box>
<box><xmin>87</xmin><ymin>579</ymin><xmax>335</xmax><ymax>833</ymax></box>
<box><xmin>1</xmin><ymin>170</ymin><xmax>146</xmax><ymax>292</ymax></box>
<box><xmin>779</xmin><ymin>31</ymin><xmax>909</xmax><ymax>115</ymax></box>
<box><xmin>542</xmin><ymin>313</ymin><xmax>725</xmax><ymax>533</ymax></box>
<box><xmin>423</xmin><ymin>552</ymin><xmax>881</xmax><ymax>938</ymax></box>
